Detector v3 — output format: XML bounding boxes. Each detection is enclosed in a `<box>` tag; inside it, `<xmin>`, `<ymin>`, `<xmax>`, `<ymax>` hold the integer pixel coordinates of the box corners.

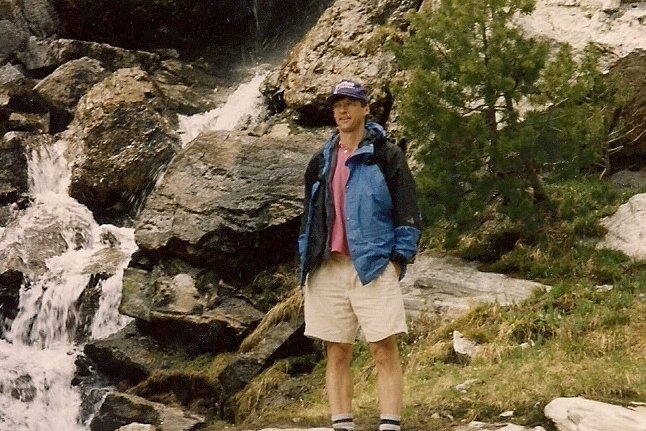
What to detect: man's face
<box><xmin>332</xmin><ymin>97</ymin><xmax>369</xmax><ymax>133</ymax></box>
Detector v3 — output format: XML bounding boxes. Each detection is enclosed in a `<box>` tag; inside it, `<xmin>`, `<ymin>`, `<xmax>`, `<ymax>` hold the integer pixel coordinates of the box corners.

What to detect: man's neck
<box><xmin>338</xmin><ymin>128</ymin><xmax>365</xmax><ymax>153</ymax></box>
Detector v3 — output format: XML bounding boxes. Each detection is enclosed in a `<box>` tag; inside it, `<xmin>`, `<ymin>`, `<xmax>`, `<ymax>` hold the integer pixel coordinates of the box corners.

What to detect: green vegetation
<box><xmin>394</xmin><ymin>0</ymin><xmax>627</xmax><ymax>247</ymax></box>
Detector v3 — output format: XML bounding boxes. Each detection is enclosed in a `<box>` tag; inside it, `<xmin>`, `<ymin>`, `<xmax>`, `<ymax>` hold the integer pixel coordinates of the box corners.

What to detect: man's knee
<box><xmin>369</xmin><ymin>335</ymin><xmax>400</xmax><ymax>366</ymax></box>
<box><xmin>326</xmin><ymin>342</ymin><xmax>354</xmax><ymax>367</ymax></box>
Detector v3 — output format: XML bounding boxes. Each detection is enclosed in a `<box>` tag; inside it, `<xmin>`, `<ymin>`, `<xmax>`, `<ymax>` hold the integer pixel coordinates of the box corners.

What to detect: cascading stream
<box><xmin>0</xmin><ymin>71</ymin><xmax>268</xmax><ymax>430</ymax></box>
<box><xmin>0</xmin><ymin>137</ymin><xmax>137</xmax><ymax>430</ymax></box>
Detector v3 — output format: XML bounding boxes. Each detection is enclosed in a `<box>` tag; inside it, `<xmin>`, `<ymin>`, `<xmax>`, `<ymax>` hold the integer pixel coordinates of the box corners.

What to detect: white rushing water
<box><xmin>0</xmin><ymin>71</ymin><xmax>270</xmax><ymax>430</ymax></box>
<box><xmin>178</xmin><ymin>69</ymin><xmax>269</xmax><ymax>145</ymax></box>
<box><xmin>0</xmin><ymin>139</ymin><xmax>136</xmax><ymax>430</ymax></box>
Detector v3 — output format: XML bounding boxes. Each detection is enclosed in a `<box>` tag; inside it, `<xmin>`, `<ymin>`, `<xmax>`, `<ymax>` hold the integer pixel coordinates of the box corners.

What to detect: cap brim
<box><xmin>327</xmin><ymin>92</ymin><xmax>368</xmax><ymax>105</ymax></box>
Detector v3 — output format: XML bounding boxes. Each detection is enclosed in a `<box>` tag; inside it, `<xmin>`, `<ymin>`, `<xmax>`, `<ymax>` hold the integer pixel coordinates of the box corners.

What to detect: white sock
<box><xmin>332</xmin><ymin>413</ymin><xmax>355</xmax><ymax>431</ymax></box>
<box><xmin>379</xmin><ymin>414</ymin><xmax>401</xmax><ymax>431</ymax></box>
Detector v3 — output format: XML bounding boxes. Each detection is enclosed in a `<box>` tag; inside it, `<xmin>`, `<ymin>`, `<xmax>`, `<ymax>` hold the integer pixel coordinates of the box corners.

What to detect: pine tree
<box><xmin>395</xmin><ymin>0</ymin><xmax>623</xmax><ymax>241</ymax></box>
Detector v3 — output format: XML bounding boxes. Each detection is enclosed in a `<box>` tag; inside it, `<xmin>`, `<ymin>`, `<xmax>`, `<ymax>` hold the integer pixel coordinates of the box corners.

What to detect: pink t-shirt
<box><xmin>329</xmin><ymin>144</ymin><xmax>351</xmax><ymax>255</ymax></box>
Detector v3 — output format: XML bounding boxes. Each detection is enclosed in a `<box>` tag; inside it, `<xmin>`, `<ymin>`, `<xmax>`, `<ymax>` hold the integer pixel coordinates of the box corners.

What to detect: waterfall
<box><xmin>177</xmin><ymin>69</ymin><xmax>269</xmax><ymax>145</ymax></box>
<box><xmin>0</xmin><ymin>71</ymin><xmax>269</xmax><ymax>430</ymax></box>
<box><xmin>0</xmin><ymin>139</ymin><xmax>136</xmax><ymax>430</ymax></box>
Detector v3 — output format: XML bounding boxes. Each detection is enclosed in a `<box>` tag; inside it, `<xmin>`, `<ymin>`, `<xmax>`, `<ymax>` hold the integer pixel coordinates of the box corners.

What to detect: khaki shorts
<box><xmin>304</xmin><ymin>253</ymin><xmax>408</xmax><ymax>343</ymax></box>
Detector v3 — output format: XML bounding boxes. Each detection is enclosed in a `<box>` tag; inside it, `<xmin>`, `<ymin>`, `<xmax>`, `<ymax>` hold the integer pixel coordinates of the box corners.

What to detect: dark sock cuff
<box><xmin>379</xmin><ymin>414</ymin><xmax>401</xmax><ymax>431</ymax></box>
<box><xmin>332</xmin><ymin>413</ymin><xmax>354</xmax><ymax>431</ymax></box>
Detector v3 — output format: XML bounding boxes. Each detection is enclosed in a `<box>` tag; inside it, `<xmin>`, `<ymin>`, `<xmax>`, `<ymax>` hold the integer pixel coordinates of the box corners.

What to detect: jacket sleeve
<box><xmin>298</xmin><ymin>154</ymin><xmax>320</xmax><ymax>261</ymax></box>
<box><xmin>384</xmin><ymin>145</ymin><xmax>422</xmax><ymax>265</ymax></box>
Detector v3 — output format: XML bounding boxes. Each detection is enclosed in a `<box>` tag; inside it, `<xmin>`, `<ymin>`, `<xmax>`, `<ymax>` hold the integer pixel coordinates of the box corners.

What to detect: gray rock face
<box><xmin>401</xmin><ymin>252</ymin><xmax>548</xmax><ymax>319</ymax></box>
<box><xmin>0</xmin><ymin>0</ymin><xmax>61</xmax><ymax>38</ymax></box>
<box><xmin>33</xmin><ymin>57</ymin><xmax>109</xmax><ymax>132</ymax></box>
<box><xmin>134</xmin><ymin>129</ymin><xmax>324</xmax><ymax>280</ymax></box>
<box><xmin>84</xmin><ymin>322</ymin><xmax>180</xmax><ymax>385</ymax></box>
<box><xmin>545</xmin><ymin>397</ymin><xmax>646</xmax><ymax>431</ymax></box>
<box><xmin>0</xmin><ymin>19</ymin><xmax>28</xmax><ymax>64</ymax></box>
<box><xmin>120</xmin><ymin>269</ymin><xmax>265</xmax><ymax>354</ymax></box>
<box><xmin>67</xmin><ymin>67</ymin><xmax>180</xmax><ymax>224</ymax></box>
<box><xmin>15</xmin><ymin>38</ymin><xmax>160</xmax><ymax>74</ymax></box>
<box><xmin>262</xmin><ymin>0</ymin><xmax>423</xmax><ymax>125</ymax></box>
<box><xmin>597</xmin><ymin>193</ymin><xmax>646</xmax><ymax>259</ymax></box>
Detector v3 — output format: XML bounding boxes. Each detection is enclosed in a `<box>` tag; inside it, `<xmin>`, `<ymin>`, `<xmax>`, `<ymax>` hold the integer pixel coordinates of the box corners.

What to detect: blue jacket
<box><xmin>298</xmin><ymin>122</ymin><xmax>421</xmax><ymax>285</ymax></box>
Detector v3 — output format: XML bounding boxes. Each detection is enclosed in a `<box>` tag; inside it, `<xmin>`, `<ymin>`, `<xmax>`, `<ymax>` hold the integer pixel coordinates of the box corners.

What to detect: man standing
<box><xmin>298</xmin><ymin>80</ymin><xmax>421</xmax><ymax>431</ymax></box>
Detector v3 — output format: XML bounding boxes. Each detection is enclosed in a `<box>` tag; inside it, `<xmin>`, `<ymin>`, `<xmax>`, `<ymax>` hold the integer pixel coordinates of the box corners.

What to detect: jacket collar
<box><xmin>323</xmin><ymin>122</ymin><xmax>386</xmax><ymax>153</ymax></box>
<box><xmin>321</xmin><ymin>122</ymin><xmax>386</xmax><ymax>177</ymax></box>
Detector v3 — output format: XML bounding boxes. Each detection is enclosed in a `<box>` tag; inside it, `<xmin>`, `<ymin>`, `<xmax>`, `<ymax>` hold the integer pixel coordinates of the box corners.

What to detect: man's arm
<box><xmin>385</xmin><ymin>145</ymin><xmax>422</xmax><ymax>267</ymax></box>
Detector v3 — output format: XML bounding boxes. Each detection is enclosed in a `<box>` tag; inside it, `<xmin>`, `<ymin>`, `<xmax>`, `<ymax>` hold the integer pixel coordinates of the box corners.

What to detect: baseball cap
<box><xmin>327</xmin><ymin>80</ymin><xmax>369</xmax><ymax>105</ymax></box>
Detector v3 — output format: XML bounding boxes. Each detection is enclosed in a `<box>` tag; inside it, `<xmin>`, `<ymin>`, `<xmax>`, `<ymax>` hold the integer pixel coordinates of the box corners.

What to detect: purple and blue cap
<box><xmin>327</xmin><ymin>80</ymin><xmax>369</xmax><ymax>105</ymax></box>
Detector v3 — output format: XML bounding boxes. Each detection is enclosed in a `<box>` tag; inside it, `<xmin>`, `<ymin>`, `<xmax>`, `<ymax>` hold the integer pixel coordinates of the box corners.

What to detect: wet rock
<box><xmin>0</xmin><ymin>270</ymin><xmax>22</xmax><ymax>326</ymax></box>
<box><xmin>50</xmin><ymin>0</ymin><xmax>327</xmax><ymax>53</ymax></box>
<box><xmin>0</xmin><ymin>64</ymin><xmax>50</xmax><ymax>134</ymax></box>
<box><xmin>120</xmin><ymin>269</ymin><xmax>265</xmax><ymax>354</ymax></box>
<box><xmin>134</xmin><ymin>129</ymin><xmax>324</xmax><ymax>281</ymax></box>
<box><xmin>90</xmin><ymin>391</ymin><xmax>205</xmax><ymax>431</ymax></box>
<box><xmin>84</xmin><ymin>322</ymin><xmax>179</xmax><ymax>386</ymax></box>
<box><xmin>7</xmin><ymin>110</ymin><xmax>49</xmax><ymax>133</ymax></box>
<box><xmin>0</xmin><ymin>132</ymin><xmax>31</xmax><ymax>223</ymax></box>
<box><xmin>8</xmin><ymin>374</ymin><xmax>36</xmax><ymax>402</ymax></box>
<box><xmin>66</xmin><ymin>67</ymin><xmax>180</xmax><ymax>224</ymax></box>
<box><xmin>33</xmin><ymin>57</ymin><xmax>110</xmax><ymax>132</ymax></box>
<box><xmin>73</xmin><ymin>272</ymin><xmax>110</xmax><ymax>342</ymax></box>
<box><xmin>150</xmin><ymin>59</ymin><xmax>221</xmax><ymax>116</ymax></box>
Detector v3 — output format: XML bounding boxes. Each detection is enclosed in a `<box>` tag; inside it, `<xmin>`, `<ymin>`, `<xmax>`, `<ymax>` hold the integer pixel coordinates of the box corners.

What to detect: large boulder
<box><xmin>120</xmin><ymin>269</ymin><xmax>265</xmax><ymax>354</ymax></box>
<box><xmin>66</xmin><ymin>67</ymin><xmax>180</xmax><ymax>224</ymax></box>
<box><xmin>133</xmin><ymin>128</ymin><xmax>325</xmax><ymax>281</ymax></box>
<box><xmin>400</xmin><ymin>252</ymin><xmax>548</xmax><ymax>320</ymax></box>
<box><xmin>261</xmin><ymin>0</ymin><xmax>424</xmax><ymax>126</ymax></box>
<box><xmin>33</xmin><ymin>57</ymin><xmax>110</xmax><ymax>132</ymax></box>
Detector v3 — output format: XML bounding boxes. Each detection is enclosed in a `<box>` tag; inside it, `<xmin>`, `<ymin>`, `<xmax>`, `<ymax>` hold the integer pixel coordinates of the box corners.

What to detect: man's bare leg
<box><xmin>326</xmin><ymin>342</ymin><xmax>355</xmax><ymax>430</ymax></box>
<box><xmin>369</xmin><ymin>335</ymin><xmax>403</xmax><ymax>429</ymax></box>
